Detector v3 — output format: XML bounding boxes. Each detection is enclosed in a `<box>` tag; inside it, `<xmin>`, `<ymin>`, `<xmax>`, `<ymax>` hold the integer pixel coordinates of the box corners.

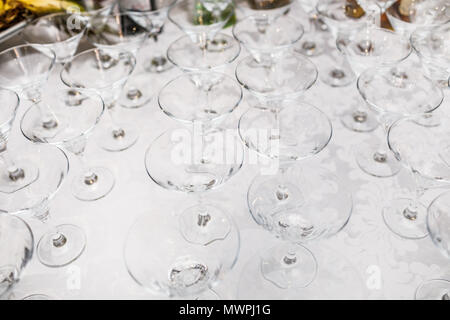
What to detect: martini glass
<box><xmin>356</xmin><ymin>65</ymin><xmax>443</xmax><ymax>179</ymax></box>
<box><xmin>167</xmin><ymin>32</ymin><xmax>240</xmax><ymax>74</ymax></box>
<box><xmin>411</xmin><ymin>24</ymin><xmax>450</xmax><ymax>88</ymax></box>
<box><xmin>21</xmin><ymin>88</ymin><xmax>112</xmax><ymax>202</ymax></box>
<box><xmin>87</xmin><ymin>12</ymin><xmax>151</xmax><ymax>108</ymax></box>
<box><xmin>0</xmin><ymin>143</ymin><xmax>83</xmax><ymax>267</ymax></box>
<box><xmin>232</xmin><ymin>14</ymin><xmax>304</xmax><ymax>66</ymax></box>
<box><xmin>336</xmin><ymin>25</ymin><xmax>412</xmax><ymax>133</ymax></box>
<box><xmin>316</xmin><ymin>0</ymin><xmax>371</xmax><ymax>87</ymax></box>
<box><xmin>124</xmin><ymin>210</ymin><xmax>240</xmax><ymax>298</ymax></box>
<box><xmin>22</xmin><ymin>12</ymin><xmax>88</xmax><ymax>64</ymax></box>
<box><xmin>239</xmin><ymin>101</ymin><xmax>353</xmax><ymax>288</ymax></box>
<box><xmin>0</xmin><ymin>88</ymin><xmax>38</xmax><ymax>193</ymax></box>
<box><xmin>169</xmin><ymin>0</ymin><xmax>234</xmax><ymax>43</ymax></box>
<box><xmin>120</xmin><ymin>0</ymin><xmax>177</xmax><ymax>73</ymax></box>
<box><xmin>0</xmin><ymin>214</ymin><xmax>34</xmax><ymax>298</ymax></box>
<box><xmin>386</xmin><ymin>112</ymin><xmax>450</xmax><ymax>239</ymax></box>
<box><xmin>146</xmin><ymin>72</ymin><xmax>243</xmax><ymax>246</ymax></box>
<box><xmin>61</xmin><ymin>48</ymin><xmax>138</xmax><ymax>152</ymax></box>
<box><xmin>386</xmin><ymin>0</ymin><xmax>449</xmax><ymax>37</ymax></box>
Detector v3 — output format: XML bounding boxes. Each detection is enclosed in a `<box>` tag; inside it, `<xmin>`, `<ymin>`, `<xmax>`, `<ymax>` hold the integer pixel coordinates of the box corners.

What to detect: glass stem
<box><xmin>0</xmin><ymin>148</ymin><xmax>24</xmax><ymax>181</ymax></box>
<box><xmin>31</xmin><ymin>97</ymin><xmax>59</xmax><ymax>130</ymax></box>
<box><xmin>283</xmin><ymin>243</ymin><xmax>298</xmax><ymax>265</ymax></box>
<box><xmin>106</xmin><ymin>103</ymin><xmax>125</xmax><ymax>139</ymax></box>
<box><xmin>196</xmin><ymin>194</ymin><xmax>210</xmax><ymax>227</ymax></box>
<box><xmin>76</xmin><ymin>149</ymin><xmax>97</xmax><ymax>186</ymax></box>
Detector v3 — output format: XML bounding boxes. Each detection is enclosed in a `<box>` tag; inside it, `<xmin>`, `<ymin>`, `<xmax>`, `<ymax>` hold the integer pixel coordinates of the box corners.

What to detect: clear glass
<box><xmin>0</xmin><ymin>214</ymin><xmax>34</xmax><ymax>298</ymax></box>
<box><xmin>415</xmin><ymin>279</ymin><xmax>450</xmax><ymax>300</ymax></box>
<box><xmin>411</xmin><ymin>24</ymin><xmax>450</xmax><ymax>88</ymax></box>
<box><xmin>60</xmin><ymin>48</ymin><xmax>138</xmax><ymax>152</ymax></box>
<box><xmin>87</xmin><ymin>12</ymin><xmax>151</xmax><ymax>108</ymax></box>
<box><xmin>427</xmin><ymin>191</ymin><xmax>450</xmax><ymax>259</ymax></box>
<box><xmin>20</xmin><ymin>88</ymin><xmax>112</xmax><ymax>202</ymax></box>
<box><xmin>124</xmin><ymin>210</ymin><xmax>240</xmax><ymax>298</ymax></box>
<box><xmin>22</xmin><ymin>12</ymin><xmax>87</xmax><ymax>64</ymax></box>
<box><xmin>167</xmin><ymin>32</ymin><xmax>240</xmax><ymax>73</ymax></box>
<box><xmin>0</xmin><ymin>143</ymin><xmax>83</xmax><ymax>268</ymax></box>
<box><xmin>386</xmin><ymin>112</ymin><xmax>450</xmax><ymax>240</ymax></box>
<box><xmin>232</xmin><ymin>14</ymin><xmax>304</xmax><ymax>66</ymax></box>
<box><xmin>356</xmin><ymin>65</ymin><xmax>443</xmax><ymax>180</ymax></box>
<box><xmin>120</xmin><ymin>0</ymin><xmax>177</xmax><ymax>73</ymax></box>
<box><xmin>0</xmin><ymin>88</ymin><xmax>38</xmax><ymax>193</ymax></box>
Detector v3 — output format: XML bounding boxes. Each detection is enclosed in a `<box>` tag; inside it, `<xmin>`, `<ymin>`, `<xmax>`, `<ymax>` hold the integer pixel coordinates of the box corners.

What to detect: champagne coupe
<box><xmin>87</xmin><ymin>12</ymin><xmax>151</xmax><ymax>108</ymax></box>
<box><xmin>169</xmin><ymin>0</ymin><xmax>235</xmax><ymax>43</ymax></box>
<box><xmin>146</xmin><ymin>71</ymin><xmax>243</xmax><ymax>246</ymax></box>
<box><xmin>386</xmin><ymin>112</ymin><xmax>450</xmax><ymax>240</ymax></box>
<box><xmin>0</xmin><ymin>214</ymin><xmax>34</xmax><ymax>298</ymax></box>
<box><xmin>232</xmin><ymin>14</ymin><xmax>304</xmax><ymax>66</ymax></box>
<box><xmin>167</xmin><ymin>32</ymin><xmax>240</xmax><ymax>73</ymax></box>
<box><xmin>21</xmin><ymin>88</ymin><xmax>112</xmax><ymax>202</ymax></box>
<box><xmin>0</xmin><ymin>143</ymin><xmax>82</xmax><ymax>267</ymax></box>
<box><xmin>336</xmin><ymin>26</ymin><xmax>412</xmax><ymax>133</ymax></box>
<box><xmin>0</xmin><ymin>88</ymin><xmax>38</xmax><ymax>193</ymax></box>
<box><xmin>239</xmin><ymin>101</ymin><xmax>353</xmax><ymax>289</ymax></box>
<box><xmin>316</xmin><ymin>0</ymin><xmax>371</xmax><ymax>87</ymax></box>
<box><xmin>22</xmin><ymin>12</ymin><xmax>87</xmax><ymax>64</ymax></box>
<box><xmin>60</xmin><ymin>48</ymin><xmax>138</xmax><ymax>152</ymax></box>
<box><xmin>385</xmin><ymin>0</ymin><xmax>449</xmax><ymax>37</ymax></box>
<box><xmin>120</xmin><ymin>0</ymin><xmax>177</xmax><ymax>73</ymax></box>
<box><xmin>356</xmin><ymin>65</ymin><xmax>443</xmax><ymax>179</ymax></box>
<box><xmin>124</xmin><ymin>210</ymin><xmax>240</xmax><ymax>298</ymax></box>
<box><xmin>411</xmin><ymin>24</ymin><xmax>450</xmax><ymax>88</ymax></box>
<box><xmin>414</xmin><ymin>190</ymin><xmax>450</xmax><ymax>300</ymax></box>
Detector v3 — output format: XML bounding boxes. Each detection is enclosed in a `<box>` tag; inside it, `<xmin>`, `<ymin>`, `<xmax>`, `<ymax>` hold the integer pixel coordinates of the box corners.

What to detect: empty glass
<box><xmin>411</xmin><ymin>24</ymin><xmax>450</xmax><ymax>88</ymax></box>
<box><xmin>0</xmin><ymin>88</ymin><xmax>38</xmax><ymax>194</ymax></box>
<box><xmin>336</xmin><ymin>26</ymin><xmax>412</xmax><ymax>133</ymax></box>
<box><xmin>21</xmin><ymin>88</ymin><xmax>111</xmax><ymax>202</ymax></box>
<box><xmin>60</xmin><ymin>48</ymin><xmax>138</xmax><ymax>152</ymax></box>
<box><xmin>124</xmin><ymin>211</ymin><xmax>240</xmax><ymax>298</ymax></box>
<box><xmin>0</xmin><ymin>143</ymin><xmax>81</xmax><ymax>268</ymax></box>
<box><xmin>0</xmin><ymin>214</ymin><xmax>34</xmax><ymax>298</ymax></box>
<box><xmin>120</xmin><ymin>0</ymin><xmax>177</xmax><ymax>73</ymax></box>
<box><xmin>22</xmin><ymin>12</ymin><xmax>87</xmax><ymax>64</ymax></box>
<box><xmin>87</xmin><ymin>12</ymin><xmax>151</xmax><ymax>108</ymax></box>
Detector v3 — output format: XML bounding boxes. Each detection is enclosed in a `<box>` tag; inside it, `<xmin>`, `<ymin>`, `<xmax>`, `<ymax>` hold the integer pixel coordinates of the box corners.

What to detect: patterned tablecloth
<box><xmin>2</xmin><ymin>2</ymin><xmax>449</xmax><ymax>300</ymax></box>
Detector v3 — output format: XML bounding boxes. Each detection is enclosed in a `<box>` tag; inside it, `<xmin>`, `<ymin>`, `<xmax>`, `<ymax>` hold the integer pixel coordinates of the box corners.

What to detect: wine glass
<box><xmin>120</xmin><ymin>0</ymin><xmax>177</xmax><ymax>73</ymax></box>
<box><xmin>232</xmin><ymin>14</ymin><xmax>304</xmax><ymax>66</ymax></box>
<box><xmin>336</xmin><ymin>26</ymin><xmax>412</xmax><ymax>133</ymax></box>
<box><xmin>239</xmin><ymin>101</ymin><xmax>353</xmax><ymax>288</ymax></box>
<box><xmin>316</xmin><ymin>0</ymin><xmax>371</xmax><ymax>87</ymax></box>
<box><xmin>60</xmin><ymin>48</ymin><xmax>138</xmax><ymax>152</ymax></box>
<box><xmin>0</xmin><ymin>88</ymin><xmax>39</xmax><ymax>194</ymax></box>
<box><xmin>22</xmin><ymin>12</ymin><xmax>88</xmax><ymax>64</ymax></box>
<box><xmin>21</xmin><ymin>88</ymin><xmax>112</xmax><ymax>202</ymax></box>
<box><xmin>411</xmin><ymin>24</ymin><xmax>450</xmax><ymax>88</ymax></box>
<box><xmin>356</xmin><ymin>65</ymin><xmax>443</xmax><ymax>179</ymax></box>
<box><xmin>87</xmin><ymin>12</ymin><xmax>152</xmax><ymax>108</ymax></box>
<box><xmin>167</xmin><ymin>32</ymin><xmax>241</xmax><ymax>73</ymax></box>
<box><xmin>169</xmin><ymin>0</ymin><xmax>235</xmax><ymax>43</ymax></box>
<box><xmin>415</xmin><ymin>279</ymin><xmax>450</xmax><ymax>300</ymax></box>
<box><xmin>386</xmin><ymin>112</ymin><xmax>450</xmax><ymax>239</ymax></box>
<box><xmin>124</xmin><ymin>210</ymin><xmax>240</xmax><ymax>298</ymax></box>
<box><xmin>0</xmin><ymin>214</ymin><xmax>34</xmax><ymax>298</ymax></box>
<box><xmin>385</xmin><ymin>0</ymin><xmax>449</xmax><ymax>37</ymax></box>
<box><xmin>0</xmin><ymin>143</ymin><xmax>81</xmax><ymax>267</ymax></box>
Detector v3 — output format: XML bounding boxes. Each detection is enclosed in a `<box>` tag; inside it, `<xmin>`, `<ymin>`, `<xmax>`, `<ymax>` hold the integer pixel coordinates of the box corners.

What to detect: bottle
<box><xmin>345</xmin><ymin>0</ymin><xmax>365</xmax><ymax>19</ymax></box>
<box><xmin>398</xmin><ymin>0</ymin><xmax>415</xmax><ymax>22</ymax></box>
<box><xmin>248</xmin><ymin>0</ymin><xmax>291</xmax><ymax>10</ymax></box>
<box><xmin>194</xmin><ymin>0</ymin><xmax>236</xmax><ymax>28</ymax></box>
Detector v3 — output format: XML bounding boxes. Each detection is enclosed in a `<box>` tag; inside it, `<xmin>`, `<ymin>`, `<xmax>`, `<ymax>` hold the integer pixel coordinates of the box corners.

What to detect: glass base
<box><xmin>22</xmin><ymin>294</ymin><xmax>52</xmax><ymax>300</ymax></box>
<box><xmin>261</xmin><ymin>243</ymin><xmax>317</xmax><ymax>289</ymax></box>
<box><xmin>145</xmin><ymin>55</ymin><xmax>173</xmax><ymax>73</ymax></box>
<box><xmin>0</xmin><ymin>159</ymin><xmax>39</xmax><ymax>193</ymax></box>
<box><xmin>71</xmin><ymin>167</ymin><xmax>115</xmax><ymax>201</ymax></box>
<box><xmin>119</xmin><ymin>73</ymin><xmax>154</xmax><ymax>109</ymax></box>
<box><xmin>356</xmin><ymin>145</ymin><xmax>402</xmax><ymax>178</ymax></box>
<box><xmin>415</xmin><ymin>279</ymin><xmax>450</xmax><ymax>300</ymax></box>
<box><xmin>97</xmin><ymin>124</ymin><xmax>139</xmax><ymax>152</ymax></box>
<box><xmin>179</xmin><ymin>204</ymin><xmax>231</xmax><ymax>246</ymax></box>
<box><xmin>37</xmin><ymin>224</ymin><xmax>86</xmax><ymax>268</ymax></box>
<box><xmin>382</xmin><ymin>198</ymin><xmax>428</xmax><ymax>239</ymax></box>
<box><xmin>340</xmin><ymin>109</ymin><xmax>379</xmax><ymax>132</ymax></box>
<box><xmin>321</xmin><ymin>66</ymin><xmax>354</xmax><ymax>87</ymax></box>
